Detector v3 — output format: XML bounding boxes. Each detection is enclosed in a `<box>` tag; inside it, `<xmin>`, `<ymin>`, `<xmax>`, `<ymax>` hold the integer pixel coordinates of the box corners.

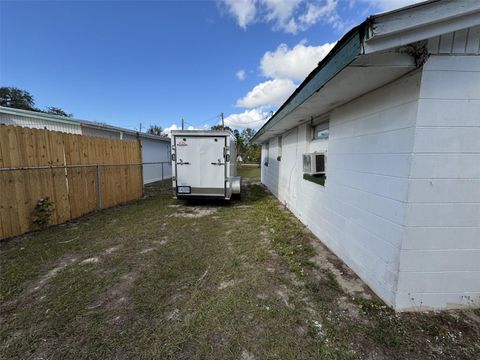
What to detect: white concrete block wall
<box><xmin>262</xmin><ymin>70</ymin><xmax>422</xmax><ymax>307</ymax></box>
<box><xmin>261</xmin><ymin>137</ymin><xmax>280</xmax><ymax>196</ymax></box>
<box><xmin>260</xmin><ymin>28</ymin><xmax>480</xmax><ymax>311</ymax></box>
<box><xmin>396</xmin><ymin>54</ymin><xmax>480</xmax><ymax>310</ymax></box>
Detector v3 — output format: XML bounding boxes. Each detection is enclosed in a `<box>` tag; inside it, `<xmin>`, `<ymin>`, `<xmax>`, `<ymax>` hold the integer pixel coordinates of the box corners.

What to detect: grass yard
<box><xmin>1</xmin><ymin>166</ymin><xmax>479</xmax><ymax>359</ymax></box>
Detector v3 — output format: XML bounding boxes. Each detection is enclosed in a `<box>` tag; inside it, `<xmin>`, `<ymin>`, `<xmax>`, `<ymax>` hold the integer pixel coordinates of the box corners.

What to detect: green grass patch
<box><xmin>1</xmin><ymin>178</ymin><xmax>479</xmax><ymax>359</ymax></box>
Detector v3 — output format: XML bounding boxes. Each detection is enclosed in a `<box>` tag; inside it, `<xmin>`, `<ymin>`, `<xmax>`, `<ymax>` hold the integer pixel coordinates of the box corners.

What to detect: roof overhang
<box><xmin>80</xmin><ymin>121</ymin><xmax>171</xmax><ymax>142</ymax></box>
<box><xmin>253</xmin><ymin>51</ymin><xmax>417</xmax><ymax>143</ymax></box>
<box><xmin>252</xmin><ymin>0</ymin><xmax>480</xmax><ymax>144</ymax></box>
<box><xmin>0</xmin><ymin>106</ymin><xmax>80</xmax><ymax>126</ymax></box>
<box><xmin>364</xmin><ymin>0</ymin><xmax>480</xmax><ymax>53</ymax></box>
<box><xmin>252</xmin><ymin>26</ymin><xmax>363</xmax><ymax>143</ymax></box>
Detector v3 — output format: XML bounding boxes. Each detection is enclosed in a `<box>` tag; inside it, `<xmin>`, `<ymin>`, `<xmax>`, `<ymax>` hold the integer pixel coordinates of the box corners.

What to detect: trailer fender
<box><xmin>232</xmin><ymin>176</ymin><xmax>241</xmax><ymax>194</ymax></box>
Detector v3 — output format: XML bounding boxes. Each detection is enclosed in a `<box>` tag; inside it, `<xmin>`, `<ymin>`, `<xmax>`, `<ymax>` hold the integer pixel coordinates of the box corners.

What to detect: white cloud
<box><xmin>357</xmin><ymin>0</ymin><xmax>424</xmax><ymax>11</ymax></box>
<box><xmin>222</xmin><ymin>0</ymin><xmax>257</xmax><ymax>28</ymax></box>
<box><xmin>162</xmin><ymin>123</ymin><xmax>204</xmax><ymax>137</ymax></box>
<box><xmin>220</xmin><ymin>0</ymin><xmax>341</xmax><ymax>34</ymax></box>
<box><xmin>221</xmin><ymin>0</ymin><xmax>424</xmax><ymax>33</ymax></box>
<box><xmin>262</xmin><ymin>0</ymin><xmax>302</xmax><ymax>33</ymax></box>
<box><xmin>162</xmin><ymin>124</ymin><xmax>180</xmax><ymax>137</ymax></box>
<box><xmin>283</xmin><ymin>18</ymin><xmax>300</xmax><ymax>34</ymax></box>
<box><xmin>233</xmin><ymin>39</ymin><xmax>335</xmax><ymax>121</ymax></box>
<box><xmin>298</xmin><ymin>0</ymin><xmax>344</xmax><ymax>30</ymax></box>
<box><xmin>235</xmin><ymin>78</ymin><xmax>297</xmax><ymax>108</ymax></box>
<box><xmin>236</xmin><ymin>69</ymin><xmax>246</xmax><ymax>80</ymax></box>
<box><xmin>260</xmin><ymin>41</ymin><xmax>336</xmax><ymax>82</ymax></box>
<box><xmin>224</xmin><ymin>108</ymin><xmax>270</xmax><ymax>129</ymax></box>
<box><xmin>299</xmin><ymin>0</ymin><xmax>336</xmax><ymax>25</ymax></box>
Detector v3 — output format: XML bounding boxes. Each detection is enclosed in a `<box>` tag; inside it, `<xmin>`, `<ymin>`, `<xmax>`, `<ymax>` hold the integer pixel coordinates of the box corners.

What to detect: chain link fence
<box><xmin>0</xmin><ymin>161</ymin><xmax>172</xmax><ymax>239</ymax></box>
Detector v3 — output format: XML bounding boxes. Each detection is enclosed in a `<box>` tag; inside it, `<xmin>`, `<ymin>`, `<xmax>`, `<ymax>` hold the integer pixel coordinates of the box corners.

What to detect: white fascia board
<box><xmin>364</xmin><ymin>0</ymin><xmax>480</xmax><ymax>54</ymax></box>
<box><xmin>369</xmin><ymin>0</ymin><xmax>480</xmax><ymax>39</ymax></box>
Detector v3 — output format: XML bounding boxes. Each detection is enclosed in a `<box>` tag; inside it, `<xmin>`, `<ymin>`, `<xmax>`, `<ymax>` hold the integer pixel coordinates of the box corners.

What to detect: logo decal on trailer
<box><xmin>177</xmin><ymin>141</ymin><xmax>187</xmax><ymax>146</ymax></box>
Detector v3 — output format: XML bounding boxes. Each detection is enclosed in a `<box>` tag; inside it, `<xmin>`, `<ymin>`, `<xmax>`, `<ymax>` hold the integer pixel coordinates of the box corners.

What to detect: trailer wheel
<box><xmin>231</xmin><ymin>176</ymin><xmax>241</xmax><ymax>195</ymax></box>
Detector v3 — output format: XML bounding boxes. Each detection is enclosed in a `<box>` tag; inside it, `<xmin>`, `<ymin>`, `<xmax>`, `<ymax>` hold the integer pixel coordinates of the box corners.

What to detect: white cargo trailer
<box><xmin>171</xmin><ymin>130</ymin><xmax>241</xmax><ymax>199</ymax></box>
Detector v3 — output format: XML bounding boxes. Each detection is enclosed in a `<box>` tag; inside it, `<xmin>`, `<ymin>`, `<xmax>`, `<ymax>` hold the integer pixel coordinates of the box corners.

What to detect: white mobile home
<box><xmin>0</xmin><ymin>106</ymin><xmax>171</xmax><ymax>184</ymax></box>
<box><xmin>253</xmin><ymin>0</ymin><xmax>480</xmax><ymax>311</ymax></box>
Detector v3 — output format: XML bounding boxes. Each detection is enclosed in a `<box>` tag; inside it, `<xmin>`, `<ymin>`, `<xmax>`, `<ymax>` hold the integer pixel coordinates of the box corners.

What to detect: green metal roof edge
<box><xmin>251</xmin><ymin>25</ymin><xmax>363</xmax><ymax>143</ymax></box>
<box><xmin>0</xmin><ymin>106</ymin><xmax>81</xmax><ymax>125</ymax></box>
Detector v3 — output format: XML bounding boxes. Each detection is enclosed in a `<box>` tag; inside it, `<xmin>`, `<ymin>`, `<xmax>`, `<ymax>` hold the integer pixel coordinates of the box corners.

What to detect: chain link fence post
<box><xmin>96</xmin><ymin>164</ymin><xmax>102</xmax><ymax>209</ymax></box>
<box><xmin>161</xmin><ymin>162</ymin><xmax>164</xmax><ymax>188</ymax></box>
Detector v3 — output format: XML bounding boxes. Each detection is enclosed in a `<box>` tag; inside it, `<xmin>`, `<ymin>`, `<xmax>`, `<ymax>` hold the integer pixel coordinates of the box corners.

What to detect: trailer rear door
<box><xmin>174</xmin><ymin>135</ymin><xmax>226</xmax><ymax>196</ymax></box>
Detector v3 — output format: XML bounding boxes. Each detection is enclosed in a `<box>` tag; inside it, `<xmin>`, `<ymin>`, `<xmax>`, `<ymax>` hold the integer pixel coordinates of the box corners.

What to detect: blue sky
<box><xmin>0</xmin><ymin>0</ymin><xmax>420</xmax><ymax>133</ymax></box>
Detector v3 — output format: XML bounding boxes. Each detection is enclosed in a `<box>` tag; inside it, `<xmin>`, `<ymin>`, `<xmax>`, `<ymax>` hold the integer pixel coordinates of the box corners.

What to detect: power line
<box><xmin>172</xmin><ymin>113</ymin><xmax>225</xmax><ymax>131</ymax></box>
<box><xmin>191</xmin><ymin>113</ymin><xmax>222</xmax><ymax>126</ymax></box>
<box><xmin>181</xmin><ymin>113</ymin><xmax>224</xmax><ymax>128</ymax></box>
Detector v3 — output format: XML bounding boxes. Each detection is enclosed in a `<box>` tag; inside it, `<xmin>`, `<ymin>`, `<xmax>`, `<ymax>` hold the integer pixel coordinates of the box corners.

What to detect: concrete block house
<box><xmin>252</xmin><ymin>0</ymin><xmax>480</xmax><ymax>311</ymax></box>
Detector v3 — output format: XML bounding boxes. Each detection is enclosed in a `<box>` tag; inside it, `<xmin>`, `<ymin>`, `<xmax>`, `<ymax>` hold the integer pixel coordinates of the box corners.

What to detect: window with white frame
<box><xmin>304</xmin><ymin>117</ymin><xmax>329</xmax><ymax>186</ymax></box>
<box><xmin>312</xmin><ymin>120</ymin><xmax>329</xmax><ymax>140</ymax></box>
<box><xmin>277</xmin><ymin>136</ymin><xmax>282</xmax><ymax>161</ymax></box>
<box><xmin>263</xmin><ymin>141</ymin><xmax>269</xmax><ymax>166</ymax></box>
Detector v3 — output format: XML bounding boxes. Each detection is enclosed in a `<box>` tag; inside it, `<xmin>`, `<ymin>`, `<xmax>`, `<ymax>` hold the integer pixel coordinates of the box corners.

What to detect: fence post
<box><xmin>96</xmin><ymin>165</ymin><xmax>102</xmax><ymax>209</ymax></box>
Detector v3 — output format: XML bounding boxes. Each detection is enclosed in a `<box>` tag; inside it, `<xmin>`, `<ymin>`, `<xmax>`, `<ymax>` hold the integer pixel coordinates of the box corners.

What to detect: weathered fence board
<box><xmin>0</xmin><ymin>124</ymin><xmax>143</xmax><ymax>239</ymax></box>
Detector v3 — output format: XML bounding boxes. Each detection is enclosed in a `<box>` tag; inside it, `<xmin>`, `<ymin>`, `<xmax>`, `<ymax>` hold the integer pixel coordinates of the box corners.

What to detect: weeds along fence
<box><xmin>0</xmin><ymin>124</ymin><xmax>171</xmax><ymax>240</ymax></box>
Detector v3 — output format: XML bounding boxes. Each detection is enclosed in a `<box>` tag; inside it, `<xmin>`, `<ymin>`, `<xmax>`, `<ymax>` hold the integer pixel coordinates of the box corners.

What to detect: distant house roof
<box><xmin>252</xmin><ymin>0</ymin><xmax>480</xmax><ymax>143</ymax></box>
<box><xmin>0</xmin><ymin>106</ymin><xmax>170</xmax><ymax>142</ymax></box>
<box><xmin>80</xmin><ymin>119</ymin><xmax>170</xmax><ymax>142</ymax></box>
<box><xmin>0</xmin><ymin>105</ymin><xmax>81</xmax><ymax>125</ymax></box>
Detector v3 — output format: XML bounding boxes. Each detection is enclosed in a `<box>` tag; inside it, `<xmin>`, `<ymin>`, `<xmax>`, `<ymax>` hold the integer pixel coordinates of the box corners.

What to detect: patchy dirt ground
<box><xmin>1</xmin><ymin>166</ymin><xmax>479</xmax><ymax>359</ymax></box>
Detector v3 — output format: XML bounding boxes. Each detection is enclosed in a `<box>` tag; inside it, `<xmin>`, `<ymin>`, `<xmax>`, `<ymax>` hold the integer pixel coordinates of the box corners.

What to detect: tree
<box><xmin>232</xmin><ymin>129</ymin><xmax>245</xmax><ymax>157</ymax></box>
<box><xmin>209</xmin><ymin>125</ymin><xmax>260</xmax><ymax>163</ymax></box>
<box><xmin>0</xmin><ymin>87</ymin><xmax>73</xmax><ymax>117</ymax></box>
<box><xmin>241</xmin><ymin>128</ymin><xmax>256</xmax><ymax>143</ymax></box>
<box><xmin>45</xmin><ymin>106</ymin><xmax>72</xmax><ymax>117</ymax></box>
<box><xmin>147</xmin><ymin>124</ymin><xmax>166</xmax><ymax>136</ymax></box>
<box><xmin>211</xmin><ymin>124</ymin><xmax>232</xmax><ymax>131</ymax></box>
<box><xmin>0</xmin><ymin>87</ymin><xmax>35</xmax><ymax>110</ymax></box>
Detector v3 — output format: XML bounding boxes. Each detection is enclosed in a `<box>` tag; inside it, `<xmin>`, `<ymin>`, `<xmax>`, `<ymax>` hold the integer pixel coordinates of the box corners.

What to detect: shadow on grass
<box><xmin>177</xmin><ymin>183</ymin><xmax>269</xmax><ymax>208</ymax></box>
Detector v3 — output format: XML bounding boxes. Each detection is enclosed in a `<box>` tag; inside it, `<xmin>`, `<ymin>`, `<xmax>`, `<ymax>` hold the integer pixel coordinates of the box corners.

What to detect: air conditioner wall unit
<box><xmin>303</xmin><ymin>152</ymin><xmax>326</xmax><ymax>175</ymax></box>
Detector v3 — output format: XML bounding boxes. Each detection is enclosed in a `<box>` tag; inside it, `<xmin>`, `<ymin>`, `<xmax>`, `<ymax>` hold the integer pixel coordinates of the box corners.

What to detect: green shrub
<box><xmin>32</xmin><ymin>197</ymin><xmax>54</xmax><ymax>228</ymax></box>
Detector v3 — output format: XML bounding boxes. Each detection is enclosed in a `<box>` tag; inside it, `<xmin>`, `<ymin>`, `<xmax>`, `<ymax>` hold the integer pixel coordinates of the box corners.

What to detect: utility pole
<box><xmin>221</xmin><ymin>112</ymin><xmax>224</xmax><ymax>129</ymax></box>
<box><xmin>139</xmin><ymin>122</ymin><xmax>142</xmax><ymax>132</ymax></box>
<box><xmin>181</xmin><ymin>117</ymin><xmax>184</xmax><ymax>130</ymax></box>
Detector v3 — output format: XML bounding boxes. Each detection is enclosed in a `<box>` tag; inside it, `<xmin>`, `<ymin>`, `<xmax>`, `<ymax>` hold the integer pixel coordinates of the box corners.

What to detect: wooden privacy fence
<box><xmin>0</xmin><ymin>124</ymin><xmax>143</xmax><ymax>240</ymax></box>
